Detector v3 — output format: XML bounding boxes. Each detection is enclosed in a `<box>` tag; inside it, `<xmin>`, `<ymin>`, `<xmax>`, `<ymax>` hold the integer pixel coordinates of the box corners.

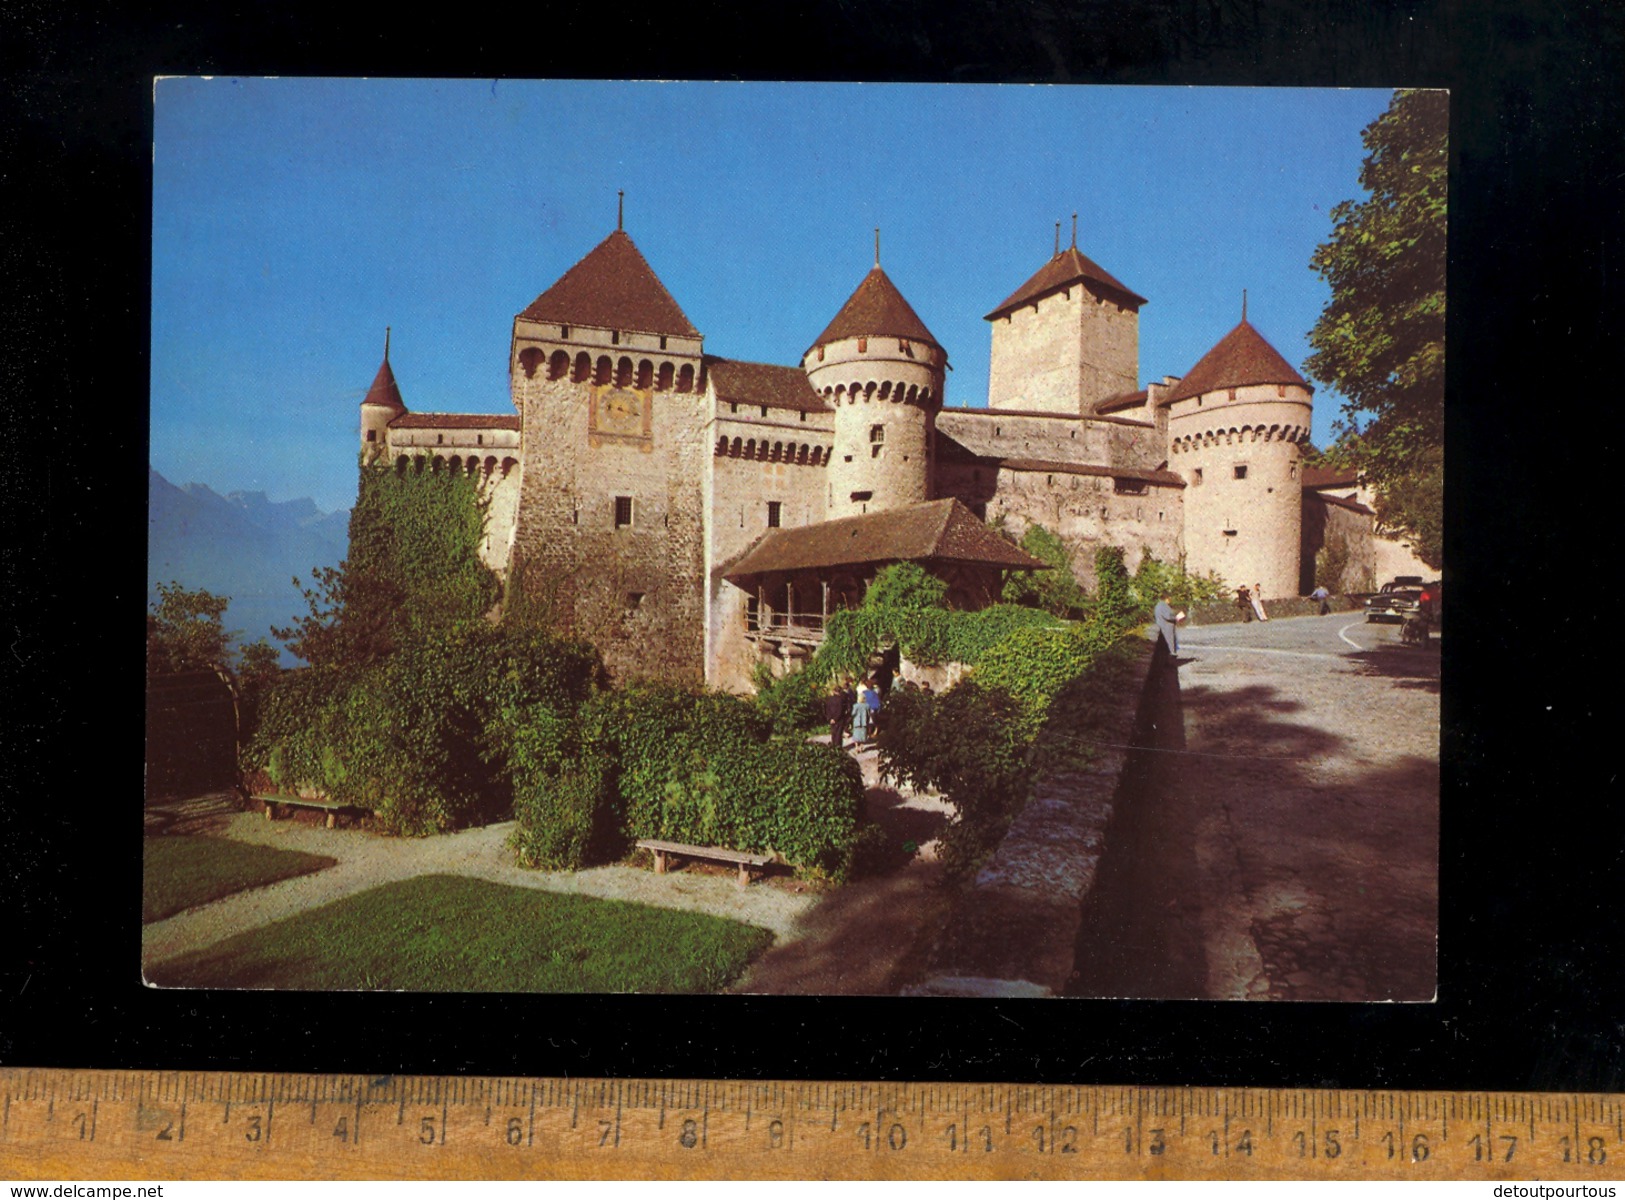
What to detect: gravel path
<box><xmin>142</xmin><ymin>814</ymin><xmax>820</xmax><ymax>971</ymax></box>
<box><xmin>143</xmin><ymin>738</ymin><xmax>955</xmax><ymax>992</ymax></box>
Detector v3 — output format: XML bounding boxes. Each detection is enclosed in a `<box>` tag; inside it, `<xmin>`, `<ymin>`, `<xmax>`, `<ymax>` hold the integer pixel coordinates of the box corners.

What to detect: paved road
<box><xmin>1068</xmin><ymin>612</ymin><xmax>1440</xmax><ymax>1001</ymax></box>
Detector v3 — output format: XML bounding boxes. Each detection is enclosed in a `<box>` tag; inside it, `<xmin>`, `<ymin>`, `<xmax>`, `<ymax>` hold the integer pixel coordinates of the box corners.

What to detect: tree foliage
<box><xmin>863</xmin><ymin>561</ymin><xmax>949</xmax><ymax>611</ymax></box>
<box><xmin>1001</xmin><ymin>523</ymin><xmax>1088</xmax><ymax>616</ymax></box>
<box><xmin>147</xmin><ymin>582</ymin><xmax>234</xmax><ymax>674</ymax></box>
<box><xmin>1307</xmin><ymin>89</ymin><xmax>1447</xmax><ymax>566</ymax></box>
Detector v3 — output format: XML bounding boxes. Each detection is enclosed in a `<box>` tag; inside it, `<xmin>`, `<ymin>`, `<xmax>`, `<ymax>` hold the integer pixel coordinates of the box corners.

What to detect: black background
<box><xmin>2</xmin><ymin>0</ymin><xmax>1619</xmax><ymax>1091</ymax></box>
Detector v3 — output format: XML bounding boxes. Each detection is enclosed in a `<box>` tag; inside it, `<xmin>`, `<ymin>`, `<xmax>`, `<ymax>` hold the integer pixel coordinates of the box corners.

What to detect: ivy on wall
<box><xmin>276</xmin><ymin>466</ymin><xmax>501</xmax><ymax>667</ymax></box>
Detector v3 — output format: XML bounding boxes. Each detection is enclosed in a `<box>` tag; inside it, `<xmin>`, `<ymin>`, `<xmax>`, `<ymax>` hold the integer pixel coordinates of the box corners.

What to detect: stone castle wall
<box><xmin>806</xmin><ymin>335</ymin><xmax>943</xmax><ymax>518</ymax></box>
<box><xmin>936</xmin><ymin>460</ymin><xmax>1185</xmax><ymax>587</ymax></box>
<box><xmin>988</xmin><ymin>283</ymin><xmax>1138</xmax><ymax>413</ymax></box>
<box><xmin>508</xmin><ymin>324</ymin><xmax>709</xmax><ymax>684</ymax></box>
<box><xmin>703</xmin><ymin>407</ymin><xmax>832</xmax><ymax>692</ymax></box>
<box><xmin>1167</xmin><ymin>382</ymin><xmax>1312</xmax><ymax>598</ymax></box>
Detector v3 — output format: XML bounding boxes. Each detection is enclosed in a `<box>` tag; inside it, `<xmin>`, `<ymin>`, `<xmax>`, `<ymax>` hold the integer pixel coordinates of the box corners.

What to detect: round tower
<box><xmin>359</xmin><ymin>328</ymin><xmax>405</xmax><ymax>464</ymax></box>
<box><xmin>802</xmin><ymin>251</ymin><xmax>945</xmax><ymax>519</ymax></box>
<box><xmin>1163</xmin><ymin>311</ymin><xmax>1313</xmax><ymax>599</ymax></box>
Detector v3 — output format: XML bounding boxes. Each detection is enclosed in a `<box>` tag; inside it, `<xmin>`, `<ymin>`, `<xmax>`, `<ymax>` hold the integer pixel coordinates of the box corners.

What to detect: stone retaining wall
<box><xmin>1184</xmin><ymin>594</ymin><xmax>1363</xmax><ymax>626</ymax></box>
<box><xmin>906</xmin><ymin>636</ymin><xmax>1172</xmax><ymax>997</ymax></box>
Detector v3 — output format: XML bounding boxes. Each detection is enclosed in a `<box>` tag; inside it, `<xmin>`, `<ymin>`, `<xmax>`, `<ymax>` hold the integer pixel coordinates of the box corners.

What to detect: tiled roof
<box><xmin>1162</xmin><ymin>319</ymin><xmax>1310</xmax><ymax>403</ymax></box>
<box><xmin>995</xmin><ymin>458</ymin><xmax>1186</xmax><ymax>488</ymax></box>
<box><xmin>985</xmin><ymin>245</ymin><xmax>1147</xmax><ymax>320</ymax></box>
<box><xmin>1308</xmin><ymin>490</ymin><xmax>1374</xmax><ymax>516</ymax></box>
<box><xmin>1093</xmin><ymin>389</ymin><xmax>1148</xmax><ymax>414</ymax></box>
<box><xmin>362</xmin><ymin>357</ymin><xmax>405</xmax><ymax>411</ymax></box>
<box><xmin>389</xmin><ymin>413</ymin><xmax>521</xmax><ymax>431</ymax></box>
<box><xmin>723</xmin><ymin>497</ymin><xmax>1043</xmax><ymax>580</ymax></box>
<box><xmin>1302</xmin><ymin>465</ymin><xmax>1359</xmax><ymax>489</ymax></box>
<box><xmin>706</xmin><ymin>357</ymin><xmax>830</xmax><ymax>413</ymax></box>
<box><xmin>809</xmin><ymin>266</ymin><xmax>940</xmax><ymax>351</ymax></box>
<box><xmin>518</xmin><ymin>229</ymin><xmax>700</xmax><ymax>338</ymax></box>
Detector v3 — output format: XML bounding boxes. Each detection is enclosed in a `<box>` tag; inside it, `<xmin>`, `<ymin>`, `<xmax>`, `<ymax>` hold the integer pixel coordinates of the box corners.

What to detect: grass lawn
<box><xmin>144</xmin><ymin>875</ymin><xmax>775</xmax><ymax>993</ymax></box>
<box><xmin>144</xmin><ymin>836</ymin><xmax>338</xmax><ymax>923</ymax></box>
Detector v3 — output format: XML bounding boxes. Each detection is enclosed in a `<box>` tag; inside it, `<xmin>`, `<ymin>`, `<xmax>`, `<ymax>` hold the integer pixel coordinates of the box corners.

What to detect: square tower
<box><xmin>985</xmin><ymin>243</ymin><xmax>1146</xmax><ymax>414</ymax></box>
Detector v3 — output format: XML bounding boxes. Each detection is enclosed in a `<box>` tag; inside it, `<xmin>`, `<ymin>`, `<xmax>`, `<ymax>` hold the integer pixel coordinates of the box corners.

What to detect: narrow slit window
<box><xmin>614</xmin><ymin>496</ymin><xmax>634</xmax><ymax>528</ymax></box>
<box><xmin>766</xmin><ymin>501</ymin><xmax>782</xmax><ymax>528</ymax></box>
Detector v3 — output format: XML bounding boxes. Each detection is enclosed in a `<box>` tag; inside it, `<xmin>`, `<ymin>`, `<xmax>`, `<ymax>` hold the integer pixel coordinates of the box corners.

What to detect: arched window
<box><xmin>636</xmin><ymin>360</ymin><xmax>653</xmax><ymax>389</ymax></box>
<box><xmin>878</xmin><ymin>381</ymin><xmax>892</xmax><ymax>399</ymax></box>
<box><xmin>573</xmin><ymin>351</ymin><xmax>591</xmax><ymax>382</ymax></box>
<box><xmin>548</xmin><ymin>350</ymin><xmax>570</xmax><ymax>380</ymax></box>
<box><xmin>676</xmin><ymin>363</ymin><xmax>695</xmax><ymax>393</ymax></box>
<box><xmin>810</xmin><ymin>446</ymin><xmax>823</xmax><ymax>465</ymax></box>
<box><xmin>395</xmin><ymin>456</ymin><xmax>409</xmax><ymax>475</ymax></box>
<box><xmin>595</xmin><ymin>356</ymin><xmax>613</xmax><ymax>385</ymax></box>
<box><xmin>501</xmin><ymin>457</ymin><xmax>517</xmax><ymax>477</ymax></box>
<box><xmin>716</xmin><ymin>436</ymin><xmax>729</xmax><ymax>456</ymax></box>
<box><xmin>657</xmin><ymin>361</ymin><xmax>674</xmax><ymax>390</ymax></box>
<box><xmin>485</xmin><ymin>456</ymin><xmax>498</xmax><ymax>475</ymax></box>
<box><xmin>518</xmin><ymin>346</ymin><xmax>544</xmax><ymax>379</ymax></box>
<box><xmin>731</xmin><ymin>437</ymin><xmax>743</xmax><ymax>457</ymax></box>
<box><xmin>616</xmin><ymin>357</ymin><xmax>633</xmax><ymax>387</ymax></box>
<box><xmin>745</xmin><ymin>439</ymin><xmax>757</xmax><ymax>459</ymax></box>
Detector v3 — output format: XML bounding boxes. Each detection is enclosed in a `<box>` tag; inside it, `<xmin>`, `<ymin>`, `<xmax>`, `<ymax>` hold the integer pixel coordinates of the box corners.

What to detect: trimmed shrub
<box><xmin>509</xmin><ymin>684</ymin><xmax>865</xmax><ymax>877</ymax></box>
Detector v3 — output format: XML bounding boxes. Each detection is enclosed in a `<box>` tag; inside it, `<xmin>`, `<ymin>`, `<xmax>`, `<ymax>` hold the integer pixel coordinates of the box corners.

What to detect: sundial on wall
<box><xmin>588</xmin><ymin>385</ymin><xmax>653</xmax><ymax>450</ymax></box>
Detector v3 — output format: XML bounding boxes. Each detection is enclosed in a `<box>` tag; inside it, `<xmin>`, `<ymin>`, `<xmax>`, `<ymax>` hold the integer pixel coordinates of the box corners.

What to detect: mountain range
<box><xmin>147</xmin><ymin>468</ymin><xmax>351</xmax><ymax>662</ymax></box>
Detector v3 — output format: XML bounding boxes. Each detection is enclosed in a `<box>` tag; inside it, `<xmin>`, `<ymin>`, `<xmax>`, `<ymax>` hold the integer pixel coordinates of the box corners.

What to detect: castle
<box><xmin>359</xmin><ymin>213</ymin><xmax>1424</xmax><ymax>690</ymax></box>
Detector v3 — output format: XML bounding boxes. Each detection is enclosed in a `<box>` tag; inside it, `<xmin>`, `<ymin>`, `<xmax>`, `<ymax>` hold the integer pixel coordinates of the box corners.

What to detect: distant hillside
<box><xmin>147</xmin><ymin>468</ymin><xmax>350</xmax><ymax>662</ymax></box>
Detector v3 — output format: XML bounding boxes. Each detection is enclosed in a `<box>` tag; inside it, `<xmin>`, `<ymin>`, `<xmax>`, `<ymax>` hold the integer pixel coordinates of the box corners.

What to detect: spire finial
<box><xmin>874</xmin><ymin>227</ymin><xmax>880</xmax><ymax>267</ymax></box>
<box><xmin>384</xmin><ymin>326</ymin><xmax>391</xmax><ymax>361</ymax></box>
<box><xmin>1054</xmin><ymin>221</ymin><xmax>1060</xmax><ymax>256</ymax></box>
<box><xmin>617</xmin><ymin>190</ymin><xmax>624</xmax><ymax>231</ymax></box>
<box><xmin>1071</xmin><ymin>212</ymin><xmax>1078</xmax><ymax>249</ymax></box>
<box><xmin>1242</xmin><ymin>288</ymin><xmax>1248</xmax><ymax>322</ymax></box>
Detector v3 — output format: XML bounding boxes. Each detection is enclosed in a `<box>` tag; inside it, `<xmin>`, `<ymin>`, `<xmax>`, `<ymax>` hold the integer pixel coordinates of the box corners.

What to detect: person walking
<box><xmin>1250</xmin><ymin>583</ymin><xmax>1270</xmax><ymax>622</ymax></box>
<box><xmin>1236</xmin><ymin>584</ymin><xmax>1254</xmax><ymax>623</ymax></box>
<box><xmin>824</xmin><ymin>681</ymin><xmax>848</xmax><ymax>748</ymax></box>
<box><xmin>1153</xmin><ymin>592</ymin><xmax>1184</xmax><ymax>659</ymax></box>
<box><xmin>861</xmin><ymin>677</ymin><xmax>882</xmax><ymax>738</ymax></box>
<box><xmin>851</xmin><ymin>681</ymin><xmax>871</xmax><ymax>746</ymax></box>
<box><xmin>1310</xmin><ymin>584</ymin><xmax>1331</xmax><ymax>615</ymax></box>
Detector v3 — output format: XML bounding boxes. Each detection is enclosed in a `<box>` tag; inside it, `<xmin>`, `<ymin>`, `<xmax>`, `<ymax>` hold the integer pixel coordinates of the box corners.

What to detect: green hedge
<box><xmin>247</xmin><ymin>625</ymin><xmax>604</xmax><ymax>836</ymax></box>
<box><xmin>512</xmin><ymin>685</ymin><xmax>865</xmax><ymax>878</ymax></box>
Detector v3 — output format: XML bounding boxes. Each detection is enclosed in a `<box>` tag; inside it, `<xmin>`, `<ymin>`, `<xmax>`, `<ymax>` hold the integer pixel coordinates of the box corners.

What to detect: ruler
<box><xmin>1</xmin><ymin>1071</ymin><xmax>1620</xmax><ymax>1180</ymax></box>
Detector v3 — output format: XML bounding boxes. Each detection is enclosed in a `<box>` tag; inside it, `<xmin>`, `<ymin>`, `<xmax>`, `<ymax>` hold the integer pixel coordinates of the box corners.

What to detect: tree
<box><xmin>864</xmin><ymin>561</ymin><xmax>949</xmax><ymax>610</ymax></box>
<box><xmin>1306</xmin><ymin>89</ymin><xmax>1446</xmax><ymax>568</ymax></box>
<box><xmin>147</xmin><ymin>582</ymin><xmax>234</xmax><ymax>675</ymax></box>
<box><xmin>1000</xmin><ymin>523</ymin><xmax>1088</xmax><ymax>616</ymax></box>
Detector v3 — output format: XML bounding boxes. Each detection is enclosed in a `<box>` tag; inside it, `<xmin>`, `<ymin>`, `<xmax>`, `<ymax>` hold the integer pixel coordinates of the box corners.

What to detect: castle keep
<box><xmin>361</xmin><ymin>216</ymin><xmax>1415</xmax><ymax>690</ymax></box>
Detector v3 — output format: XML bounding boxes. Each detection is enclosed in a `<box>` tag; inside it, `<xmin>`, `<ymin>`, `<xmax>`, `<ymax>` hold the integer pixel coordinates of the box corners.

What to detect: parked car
<box><xmin>1366</xmin><ymin>579</ymin><xmax>1442</xmax><ymax>625</ymax></box>
<box><xmin>1366</xmin><ymin>587</ymin><xmax>1424</xmax><ymax>623</ymax></box>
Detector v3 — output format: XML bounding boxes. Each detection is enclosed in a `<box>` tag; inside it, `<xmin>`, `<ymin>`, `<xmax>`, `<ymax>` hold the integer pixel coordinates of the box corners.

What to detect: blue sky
<box><xmin>151</xmin><ymin>80</ymin><xmax>1393</xmax><ymax>514</ymax></box>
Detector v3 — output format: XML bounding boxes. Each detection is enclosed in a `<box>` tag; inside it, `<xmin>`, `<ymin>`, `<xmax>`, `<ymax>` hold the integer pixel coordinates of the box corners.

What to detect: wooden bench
<box><xmin>254</xmin><ymin>794</ymin><xmax>370</xmax><ymax>830</ymax></box>
<box><xmin>634</xmin><ymin>839</ymin><xmax>775</xmax><ymax>888</ymax></box>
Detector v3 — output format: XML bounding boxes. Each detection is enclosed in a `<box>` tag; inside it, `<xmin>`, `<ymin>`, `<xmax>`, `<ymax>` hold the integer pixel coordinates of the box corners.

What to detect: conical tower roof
<box><xmin>361</xmin><ymin>337</ymin><xmax>405</xmax><ymax>412</ymax></box>
<box><xmin>809</xmin><ymin>266</ymin><xmax>940</xmax><ymax>353</ymax></box>
<box><xmin>985</xmin><ymin>244</ymin><xmax>1147</xmax><ymax>320</ymax></box>
<box><xmin>518</xmin><ymin>229</ymin><xmax>700</xmax><ymax>338</ymax></box>
<box><xmin>1163</xmin><ymin>319</ymin><xmax>1310</xmax><ymax>404</ymax></box>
